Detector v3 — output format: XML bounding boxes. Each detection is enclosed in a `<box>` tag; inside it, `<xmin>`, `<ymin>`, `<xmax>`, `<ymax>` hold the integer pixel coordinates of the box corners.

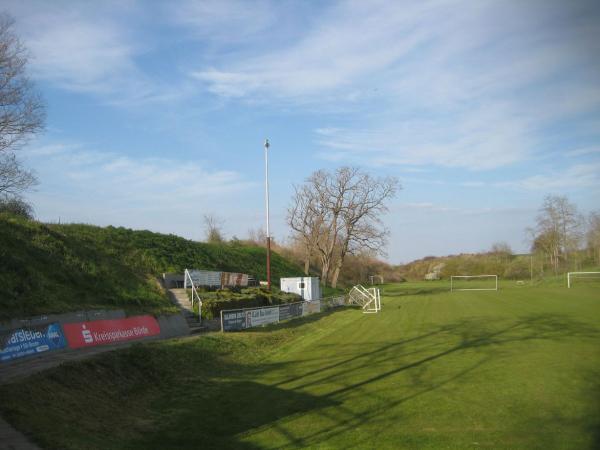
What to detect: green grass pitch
<box><xmin>1</xmin><ymin>279</ymin><xmax>599</xmax><ymax>449</ymax></box>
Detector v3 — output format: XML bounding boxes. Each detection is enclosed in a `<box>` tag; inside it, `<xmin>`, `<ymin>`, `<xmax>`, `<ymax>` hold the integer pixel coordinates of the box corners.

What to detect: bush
<box><xmin>0</xmin><ymin>196</ymin><xmax>33</xmax><ymax>219</ymax></box>
<box><xmin>503</xmin><ymin>257</ymin><xmax>531</xmax><ymax>279</ymax></box>
<box><xmin>197</xmin><ymin>287</ymin><xmax>302</xmax><ymax>319</ymax></box>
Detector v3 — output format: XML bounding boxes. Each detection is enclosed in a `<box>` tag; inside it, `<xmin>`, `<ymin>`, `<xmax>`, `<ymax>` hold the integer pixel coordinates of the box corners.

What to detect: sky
<box><xmin>4</xmin><ymin>0</ymin><xmax>600</xmax><ymax>263</ymax></box>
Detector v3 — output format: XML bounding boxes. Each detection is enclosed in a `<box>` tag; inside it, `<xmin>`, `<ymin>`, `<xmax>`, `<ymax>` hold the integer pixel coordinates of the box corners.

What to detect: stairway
<box><xmin>169</xmin><ymin>288</ymin><xmax>204</xmax><ymax>334</ymax></box>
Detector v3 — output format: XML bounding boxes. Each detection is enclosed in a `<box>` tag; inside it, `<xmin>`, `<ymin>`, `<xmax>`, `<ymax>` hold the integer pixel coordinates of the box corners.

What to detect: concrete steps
<box><xmin>168</xmin><ymin>288</ymin><xmax>205</xmax><ymax>334</ymax></box>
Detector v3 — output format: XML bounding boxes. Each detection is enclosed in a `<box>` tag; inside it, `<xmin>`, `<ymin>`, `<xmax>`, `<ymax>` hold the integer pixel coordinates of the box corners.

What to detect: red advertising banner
<box><xmin>63</xmin><ymin>315</ymin><xmax>160</xmax><ymax>349</ymax></box>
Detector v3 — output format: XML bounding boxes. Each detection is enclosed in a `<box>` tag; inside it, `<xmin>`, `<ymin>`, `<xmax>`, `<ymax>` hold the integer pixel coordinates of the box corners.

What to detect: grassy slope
<box><xmin>0</xmin><ymin>214</ymin><xmax>302</xmax><ymax>319</ymax></box>
<box><xmin>1</xmin><ymin>279</ymin><xmax>599</xmax><ymax>449</ymax></box>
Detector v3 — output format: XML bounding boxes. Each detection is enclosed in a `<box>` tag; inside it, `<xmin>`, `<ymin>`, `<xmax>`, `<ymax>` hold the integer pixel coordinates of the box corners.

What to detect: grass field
<box><xmin>1</xmin><ymin>279</ymin><xmax>599</xmax><ymax>449</ymax></box>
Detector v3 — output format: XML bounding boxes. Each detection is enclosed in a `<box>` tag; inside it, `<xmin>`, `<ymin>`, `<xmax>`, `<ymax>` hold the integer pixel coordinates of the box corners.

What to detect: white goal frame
<box><xmin>567</xmin><ymin>272</ymin><xmax>600</xmax><ymax>288</ymax></box>
<box><xmin>369</xmin><ymin>275</ymin><xmax>384</xmax><ymax>285</ymax></box>
<box><xmin>450</xmin><ymin>275</ymin><xmax>498</xmax><ymax>292</ymax></box>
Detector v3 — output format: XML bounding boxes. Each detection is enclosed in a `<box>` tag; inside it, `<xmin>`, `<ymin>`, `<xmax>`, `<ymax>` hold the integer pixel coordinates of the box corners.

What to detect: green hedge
<box><xmin>194</xmin><ymin>287</ymin><xmax>302</xmax><ymax>319</ymax></box>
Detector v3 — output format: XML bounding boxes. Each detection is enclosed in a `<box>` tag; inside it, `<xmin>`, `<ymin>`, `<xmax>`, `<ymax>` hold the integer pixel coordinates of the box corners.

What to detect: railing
<box><xmin>184</xmin><ymin>269</ymin><xmax>203</xmax><ymax>324</ymax></box>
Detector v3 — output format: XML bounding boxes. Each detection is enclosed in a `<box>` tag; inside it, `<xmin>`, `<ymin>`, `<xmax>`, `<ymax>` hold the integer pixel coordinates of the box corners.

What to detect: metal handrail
<box><xmin>184</xmin><ymin>269</ymin><xmax>202</xmax><ymax>324</ymax></box>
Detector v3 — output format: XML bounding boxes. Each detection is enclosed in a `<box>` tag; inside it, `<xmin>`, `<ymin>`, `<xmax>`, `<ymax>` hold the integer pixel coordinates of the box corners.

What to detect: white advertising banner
<box><xmin>302</xmin><ymin>300</ymin><xmax>321</xmax><ymax>316</ymax></box>
<box><xmin>245</xmin><ymin>307</ymin><xmax>280</xmax><ymax>327</ymax></box>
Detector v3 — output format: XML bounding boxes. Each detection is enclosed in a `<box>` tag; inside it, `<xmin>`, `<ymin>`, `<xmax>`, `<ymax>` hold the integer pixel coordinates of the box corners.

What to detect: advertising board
<box><xmin>302</xmin><ymin>300</ymin><xmax>321</xmax><ymax>316</ymax></box>
<box><xmin>278</xmin><ymin>302</ymin><xmax>304</xmax><ymax>321</ymax></box>
<box><xmin>63</xmin><ymin>315</ymin><xmax>160</xmax><ymax>349</ymax></box>
<box><xmin>245</xmin><ymin>307</ymin><xmax>279</xmax><ymax>327</ymax></box>
<box><xmin>326</xmin><ymin>296</ymin><xmax>346</xmax><ymax>308</ymax></box>
<box><xmin>1</xmin><ymin>322</ymin><xmax>67</xmax><ymax>362</ymax></box>
<box><xmin>221</xmin><ymin>309</ymin><xmax>247</xmax><ymax>331</ymax></box>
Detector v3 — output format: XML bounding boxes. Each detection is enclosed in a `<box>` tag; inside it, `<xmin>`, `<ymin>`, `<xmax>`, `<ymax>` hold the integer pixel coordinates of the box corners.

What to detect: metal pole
<box><xmin>264</xmin><ymin>139</ymin><xmax>271</xmax><ymax>290</ymax></box>
<box><xmin>530</xmin><ymin>255</ymin><xmax>533</xmax><ymax>284</ymax></box>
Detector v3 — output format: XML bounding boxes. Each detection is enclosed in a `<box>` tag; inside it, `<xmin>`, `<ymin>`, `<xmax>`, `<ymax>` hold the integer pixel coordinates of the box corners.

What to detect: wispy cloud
<box><xmin>498</xmin><ymin>162</ymin><xmax>600</xmax><ymax>191</ymax></box>
<box><xmin>170</xmin><ymin>0</ymin><xmax>276</xmax><ymax>43</ymax></box>
<box><xmin>189</xmin><ymin>1</ymin><xmax>600</xmax><ymax>170</ymax></box>
<box><xmin>22</xmin><ymin>142</ymin><xmax>256</xmax><ymax>230</ymax></box>
<box><xmin>5</xmin><ymin>1</ymin><xmax>192</xmax><ymax>106</ymax></box>
<box><xmin>192</xmin><ymin>1</ymin><xmax>439</xmax><ymax>99</ymax></box>
<box><xmin>566</xmin><ymin>146</ymin><xmax>600</xmax><ymax>157</ymax></box>
<box><xmin>314</xmin><ymin>104</ymin><xmax>534</xmax><ymax>170</ymax></box>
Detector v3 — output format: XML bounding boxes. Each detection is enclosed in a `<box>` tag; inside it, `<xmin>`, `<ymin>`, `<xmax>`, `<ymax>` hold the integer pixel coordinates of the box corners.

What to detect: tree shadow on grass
<box><xmin>251</xmin><ymin>313</ymin><xmax>600</xmax><ymax>448</ymax></box>
<box><xmin>132</xmin><ymin>380</ymin><xmax>339</xmax><ymax>450</ymax></box>
<box><xmin>243</xmin><ymin>307</ymin><xmax>350</xmax><ymax>333</ymax></box>
<box><xmin>382</xmin><ymin>285</ymin><xmax>451</xmax><ymax>297</ymax></box>
<box><xmin>2</xmin><ymin>312</ymin><xmax>598</xmax><ymax>449</ymax></box>
<box><xmin>586</xmin><ymin>370</ymin><xmax>600</xmax><ymax>450</ymax></box>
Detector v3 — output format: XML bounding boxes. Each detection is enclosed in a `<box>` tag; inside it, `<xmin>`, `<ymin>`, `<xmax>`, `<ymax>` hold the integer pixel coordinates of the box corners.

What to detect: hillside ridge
<box><xmin>0</xmin><ymin>214</ymin><xmax>303</xmax><ymax>319</ymax></box>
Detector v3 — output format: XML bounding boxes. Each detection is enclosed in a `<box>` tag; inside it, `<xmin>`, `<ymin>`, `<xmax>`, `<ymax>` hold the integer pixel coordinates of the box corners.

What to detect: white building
<box><xmin>280</xmin><ymin>277</ymin><xmax>321</xmax><ymax>301</ymax></box>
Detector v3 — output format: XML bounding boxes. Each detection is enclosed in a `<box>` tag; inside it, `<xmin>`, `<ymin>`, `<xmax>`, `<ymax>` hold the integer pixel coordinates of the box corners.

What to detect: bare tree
<box><xmin>329</xmin><ymin>169</ymin><xmax>399</xmax><ymax>287</ymax></box>
<box><xmin>203</xmin><ymin>214</ymin><xmax>225</xmax><ymax>243</ymax></box>
<box><xmin>288</xmin><ymin>167</ymin><xmax>399</xmax><ymax>287</ymax></box>
<box><xmin>287</xmin><ymin>184</ymin><xmax>325</xmax><ymax>275</ymax></box>
<box><xmin>587</xmin><ymin>211</ymin><xmax>600</xmax><ymax>265</ymax></box>
<box><xmin>247</xmin><ymin>227</ymin><xmax>267</xmax><ymax>246</ymax></box>
<box><xmin>0</xmin><ymin>195</ymin><xmax>33</xmax><ymax>218</ymax></box>
<box><xmin>0</xmin><ymin>13</ymin><xmax>44</xmax><ymax>201</ymax></box>
<box><xmin>490</xmin><ymin>242</ymin><xmax>512</xmax><ymax>255</ymax></box>
<box><xmin>0</xmin><ymin>14</ymin><xmax>45</xmax><ymax>154</ymax></box>
<box><xmin>529</xmin><ymin>195</ymin><xmax>582</xmax><ymax>273</ymax></box>
<box><xmin>0</xmin><ymin>152</ymin><xmax>36</xmax><ymax>196</ymax></box>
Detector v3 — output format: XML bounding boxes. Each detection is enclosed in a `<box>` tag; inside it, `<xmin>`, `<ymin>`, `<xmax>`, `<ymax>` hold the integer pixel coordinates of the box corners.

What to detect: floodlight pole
<box><xmin>264</xmin><ymin>139</ymin><xmax>271</xmax><ymax>290</ymax></box>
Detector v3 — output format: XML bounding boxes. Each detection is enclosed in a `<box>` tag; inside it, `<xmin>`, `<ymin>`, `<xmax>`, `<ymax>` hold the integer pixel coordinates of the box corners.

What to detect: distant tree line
<box><xmin>398</xmin><ymin>195</ymin><xmax>600</xmax><ymax>281</ymax></box>
<box><xmin>528</xmin><ymin>195</ymin><xmax>600</xmax><ymax>274</ymax></box>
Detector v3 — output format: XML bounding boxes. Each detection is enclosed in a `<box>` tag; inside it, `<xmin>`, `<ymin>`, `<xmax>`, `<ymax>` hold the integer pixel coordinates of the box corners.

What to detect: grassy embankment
<box><xmin>0</xmin><ymin>214</ymin><xmax>303</xmax><ymax>320</ymax></box>
<box><xmin>1</xmin><ymin>277</ymin><xmax>599</xmax><ymax>449</ymax></box>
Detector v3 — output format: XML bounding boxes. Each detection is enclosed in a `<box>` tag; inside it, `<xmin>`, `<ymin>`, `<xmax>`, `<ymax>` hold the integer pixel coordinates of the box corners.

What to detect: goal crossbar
<box><xmin>567</xmin><ymin>272</ymin><xmax>600</xmax><ymax>288</ymax></box>
<box><xmin>451</xmin><ymin>275</ymin><xmax>498</xmax><ymax>292</ymax></box>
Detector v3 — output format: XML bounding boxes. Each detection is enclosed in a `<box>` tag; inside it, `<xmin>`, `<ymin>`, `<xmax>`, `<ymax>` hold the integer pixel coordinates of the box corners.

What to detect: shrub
<box><xmin>197</xmin><ymin>287</ymin><xmax>302</xmax><ymax>319</ymax></box>
<box><xmin>503</xmin><ymin>258</ymin><xmax>531</xmax><ymax>279</ymax></box>
<box><xmin>0</xmin><ymin>196</ymin><xmax>34</xmax><ymax>219</ymax></box>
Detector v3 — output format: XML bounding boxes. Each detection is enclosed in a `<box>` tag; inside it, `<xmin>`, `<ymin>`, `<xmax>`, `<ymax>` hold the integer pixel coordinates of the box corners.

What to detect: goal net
<box><xmin>567</xmin><ymin>272</ymin><xmax>600</xmax><ymax>288</ymax></box>
<box><xmin>451</xmin><ymin>275</ymin><xmax>498</xmax><ymax>292</ymax></box>
<box><xmin>369</xmin><ymin>275</ymin><xmax>384</xmax><ymax>285</ymax></box>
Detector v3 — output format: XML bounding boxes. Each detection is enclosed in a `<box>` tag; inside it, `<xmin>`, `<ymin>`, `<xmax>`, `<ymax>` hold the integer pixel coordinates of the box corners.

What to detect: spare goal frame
<box><xmin>450</xmin><ymin>275</ymin><xmax>498</xmax><ymax>292</ymax></box>
<box><xmin>567</xmin><ymin>272</ymin><xmax>600</xmax><ymax>288</ymax></box>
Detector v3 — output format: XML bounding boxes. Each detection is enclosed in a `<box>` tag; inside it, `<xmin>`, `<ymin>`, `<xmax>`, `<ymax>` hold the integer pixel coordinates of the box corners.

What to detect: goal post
<box><xmin>450</xmin><ymin>275</ymin><xmax>498</xmax><ymax>292</ymax></box>
<box><xmin>567</xmin><ymin>272</ymin><xmax>600</xmax><ymax>288</ymax></box>
<box><xmin>369</xmin><ymin>275</ymin><xmax>384</xmax><ymax>285</ymax></box>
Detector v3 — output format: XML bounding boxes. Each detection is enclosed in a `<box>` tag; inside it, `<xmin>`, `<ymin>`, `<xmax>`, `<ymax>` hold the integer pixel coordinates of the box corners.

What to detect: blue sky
<box><xmin>4</xmin><ymin>0</ymin><xmax>600</xmax><ymax>263</ymax></box>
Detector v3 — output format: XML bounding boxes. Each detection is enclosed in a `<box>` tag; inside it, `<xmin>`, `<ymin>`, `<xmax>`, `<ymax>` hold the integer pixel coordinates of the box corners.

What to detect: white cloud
<box><xmin>566</xmin><ymin>146</ymin><xmax>600</xmax><ymax>157</ymax></box>
<box><xmin>190</xmin><ymin>1</ymin><xmax>600</xmax><ymax>171</ymax></box>
<box><xmin>170</xmin><ymin>0</ymin><xmax>276</xmax><ymax>43</ymax></box>
<box><xmin>22</xmin><ymin>142</ymin><xmax>256</xmax><ymax>234</ymax></box>
<box><xmin>314</xmin><ymin>103</ymin><xmax>534</xmax><ymax>170</ymax></box>
<box><xmin>3</xmin><ymin>1</ymin><xmax>192</xmax><ymax>105</ymax></box>
<box><xmin>498</xmin><ymin>162</ymin><xmax>600</xmax><ymax>191</ymax></box>
<box><xmin>192</xmin><ymin>1</ymin><xmax>439</xmax><ymax>99</ymax></box>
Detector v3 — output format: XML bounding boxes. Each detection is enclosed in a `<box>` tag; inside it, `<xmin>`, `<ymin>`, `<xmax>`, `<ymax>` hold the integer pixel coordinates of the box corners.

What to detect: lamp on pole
<box><xmin>264</xmin><ymin>139</ymin><xmax>271</xmax><ymax>290</ymax></box>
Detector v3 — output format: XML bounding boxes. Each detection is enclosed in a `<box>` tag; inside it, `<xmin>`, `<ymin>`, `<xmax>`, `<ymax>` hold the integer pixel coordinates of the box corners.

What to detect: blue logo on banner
<box><xmin>0</xmin><ymin>322</ymin><xmax>67</xmax><ymax>362</ymax></box>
